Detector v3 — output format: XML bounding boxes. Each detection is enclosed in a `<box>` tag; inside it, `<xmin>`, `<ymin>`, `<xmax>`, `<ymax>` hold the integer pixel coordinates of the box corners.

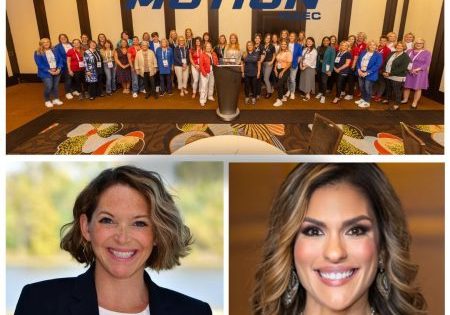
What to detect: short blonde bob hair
<box><xmin>61</xmin><ymin>165</ymin><xmax>192</xmax><ymax>271</ymax></box>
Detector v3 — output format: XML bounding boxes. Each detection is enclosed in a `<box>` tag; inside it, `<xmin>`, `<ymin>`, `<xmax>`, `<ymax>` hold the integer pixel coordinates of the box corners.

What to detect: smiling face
<box><xmin>80</xmin><ymin>184</ymin><xmax>154</xmax><ymax>281</ymax></box>
<box><xmin>293</xmin><ymin>182</ymin><xmax>379</xmax><ymax>313</ymax></box>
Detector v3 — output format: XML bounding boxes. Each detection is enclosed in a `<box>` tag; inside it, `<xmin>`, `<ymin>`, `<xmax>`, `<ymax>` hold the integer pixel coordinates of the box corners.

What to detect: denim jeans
<box><xmin>131</xmin><ymin>69</ymin><xmax>145</xmax><ymax>93</ymax></box>
<box><xmin>289</xmin><ymin>67</ymin><xmax>298</xmax><ymax>93</ymax></box>
<box><xmin>358</xmin><ymin>77</ymin><xmax>374</xmax><ymax>102</ymax></box>
<box><xmin>103</xmin><ymin>64</ymin><xmax>117</xmax><ymax>93</ymax></box>
<box><xmin>42</xmin><ymin>74</ymin><xmax>61</xmax><ymax>101</ymax></box>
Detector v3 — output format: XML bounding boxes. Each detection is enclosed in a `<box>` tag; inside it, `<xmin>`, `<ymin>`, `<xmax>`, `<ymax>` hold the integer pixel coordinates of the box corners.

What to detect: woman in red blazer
<box><xmin>198</xmin><ymin>42</ymin><xmax>219</xmax><ymax>106</ymax></box>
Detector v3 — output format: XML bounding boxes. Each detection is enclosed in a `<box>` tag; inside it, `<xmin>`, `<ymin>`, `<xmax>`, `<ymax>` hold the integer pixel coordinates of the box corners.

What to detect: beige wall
<box><xmin>305</xmin><ymin>0</ymin><xmax>341</xmax><ymax>43</ymax></box>
<box><xmin>132</xmin><ymin>5</ymin><xmax>166</xmax><ymax>40</ymax></box>
<box><xmin>175</xmin><ymin>0</ymin><xmax>208</xmax><ymax>39</ymax></box>
<box><xmin>87</xmin><ymin>0</ymin><xmax>122</xmax><ymax>42</ymax></box>
<box><xmin>219</xmin><ymin>5</ymin><xmax>252</xmax><ymax>47</ymax></box>
<box><xmin>404</xmin><ymin>0</ymin><xmax>442</xmax><ymax>53</ymax></box>
<box><xmin>7</xmin><ymin>0</ymin><xmax>40</xmax><ymax>73</ymax></box>
<box><xmin>44</xmin><ymin>0</ymin><xmax>80</xmax><ymax>44</ymax></box>
<box><xmin>6</xmin><ymin>53</ymin><xmax>13</xmax><ymax>77</ymax></box>
<box><xmin>393</xmin><ymin>0</ymin><xmax>404</xmax><ymax>35</ymax></box>
<box><xmin>349</xmin><ymin>0</ymin><xmax>387</xmax><ymax>41</ymax></box>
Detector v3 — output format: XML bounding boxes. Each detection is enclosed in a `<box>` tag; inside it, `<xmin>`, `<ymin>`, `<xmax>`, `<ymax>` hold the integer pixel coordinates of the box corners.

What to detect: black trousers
<box><xmin>87</xmin><ymin>81</ymin><xmax>101</xmax><ymax>98</ymax></box>
<box><xmin>346</xmin><ymin>72</ymin><xmax>357</xmax><ymax>95</ymax></box>
<box><xmin>336</xmin><ymin>74</ymin><xmax>350</xmax><ymax>97</ymax></box>
<box><xmin>385</xmin><ymin>79</ymin><xmax>404</xmax><ymax>104</ymax></box>
<box><xmin>72</xmin><ymin>70</ymin><xmax>86</xmax><ymax>93</ymax></box>
<box><xmin>318</xmin><ymin>72</ymin><xmax>330</xmax><ymax>95</ymax></box>
<box><xmin>275</xmin><ymin>69</ymin><xmax>290</xmax><ymax>99</ymax></box>
<box><xmin>142</xmin><ymin>72</ymin><xmax>156</xmax><ymax>97</ymax></box>
<box><xmin>244</xmin><ymin>75</ymin><xmax>258</xmax><ymax>97</ymax></box>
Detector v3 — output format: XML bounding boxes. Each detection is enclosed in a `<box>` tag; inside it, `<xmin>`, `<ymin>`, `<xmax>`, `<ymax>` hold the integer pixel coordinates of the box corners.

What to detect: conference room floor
<box><xmin>6</xmin><ymin>83</ymin><xmax>443</xmax><ymax>133</ymax></box>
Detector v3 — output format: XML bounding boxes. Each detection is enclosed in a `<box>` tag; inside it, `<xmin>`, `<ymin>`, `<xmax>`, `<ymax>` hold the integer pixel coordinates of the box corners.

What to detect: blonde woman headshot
<box><xmin>252</xmin><ymin>164</ymin><xmax>427</xmax><ymax>315</ymax></box>
<box><xmin>15</xmin><ymin>165</ymin><xmax>212</xmax><ymax>315</ymax></box>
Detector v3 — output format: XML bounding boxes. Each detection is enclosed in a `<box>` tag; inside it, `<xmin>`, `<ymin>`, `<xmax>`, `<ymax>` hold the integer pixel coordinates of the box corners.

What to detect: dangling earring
<box><xmin>376</xmin><ymin>258</ymin><xmax>391</xmax><ymax>299</ymax></box>
<box><xmin>282</xmin><ymin>269</ymin><xmax>299</xmax><ymax>307</ymax></box>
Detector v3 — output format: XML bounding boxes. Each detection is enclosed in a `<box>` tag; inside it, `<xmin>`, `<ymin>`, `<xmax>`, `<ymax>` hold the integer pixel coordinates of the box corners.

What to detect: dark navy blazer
<box><xmin>14</xmin><ymin>266</ymin><xmax>212</xmax><ymax>315</ymax></box>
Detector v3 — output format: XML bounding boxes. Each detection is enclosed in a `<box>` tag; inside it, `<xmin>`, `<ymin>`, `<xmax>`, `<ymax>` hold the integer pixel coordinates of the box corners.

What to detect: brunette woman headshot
<box><xmin>15</xmin><ymin>165</ymin><xmax>212</xmax><ymax>315</ymax></box>
<box><xmin>251</xmin><ymin>164</ymin><xmax>427</xmax><ymax>315</ymax></box>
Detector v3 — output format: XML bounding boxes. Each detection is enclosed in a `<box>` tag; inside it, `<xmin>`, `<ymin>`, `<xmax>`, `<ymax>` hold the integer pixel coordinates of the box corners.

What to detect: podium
<box><xmin>213</xmin><ymin>64</ymin><xmax>241</xmax><ymax>121</ymax></box>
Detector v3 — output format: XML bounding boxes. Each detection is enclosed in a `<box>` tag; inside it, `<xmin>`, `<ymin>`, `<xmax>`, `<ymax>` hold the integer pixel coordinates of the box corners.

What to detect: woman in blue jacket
<box><xmin>286</xmin><ymin>32</ymin><xmax>303</xmax><ymax>100</ymax></box>
<box><xmin>34</xmin><ymin>38</ymin><xmax>64</xmax><ymax>108</ymax></box>
<box><xmin>355</xmin><ymin>40</ymin><xmax>383</xmax><ymax>108</ymax></box>
<box><xmin>315</xmin><ymin>36</ymin><xmax>335</xmax><ymax>104</ymax></box>
<box><xmin>54</xmin><ymin>34</ymin><xmax>73</xmax><ymax>100</ymax></box>
<box><xmin>155</xmin><ymin>39</ymin><xmax>174</xmax><ymax>96</ymax></box>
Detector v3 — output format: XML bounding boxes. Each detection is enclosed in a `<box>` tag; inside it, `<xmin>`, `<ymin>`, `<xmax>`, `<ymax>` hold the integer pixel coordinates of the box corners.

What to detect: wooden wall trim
<box><xmin>382</xmin><ymin>0</ymin><xmax>398</xmax><ymax>36</ymax></box>
<box><xmin>251</xmin><ymin>9</ymin><xmax>258</xmax><ymax>38</ymax></box>
<box><xmin>424</xmin><ymin>1</ymin><xmax>444</xmax><ymax>104</ymax></box>
<box><xmin>163</xmin><ymin>0</ymin><xmax>175</xmax><ymax>38</ymax></box>
<box><xmin>398</xmin><ymin>0</ymin><xmax>409</xmax><ymax>40</ymax></box>
<box><xmin>338</xmin><ymin>0</ymin><xmax>353</xmax><ymax>41</ymax></box>
<box><xmin>33</xmin><ymin>0</ymin><xmax>50</xmax><ymax>39</ymax></box>
<box><xmin>208</xmin><ymin>0</ymin><xmax>219</xmax><ymax>43</ymax></box>
<box><xmin>298</xmin><ymin>1</ymin><xmax>306</xmax><ymax>33</ymax></box>
<box><xmin>120</xmin><ymin>0</ymin><xmax>134</xmax><ymax>36</ymax></box>
<box><xmin>76</xmin><ymin>0</ymin><xmax>92</xmax><ymax>39</ymax></box>
<box><xmin>6</xmin><ymin>12</ymin><xmax>20</xmax><ymax>75</ymax></box>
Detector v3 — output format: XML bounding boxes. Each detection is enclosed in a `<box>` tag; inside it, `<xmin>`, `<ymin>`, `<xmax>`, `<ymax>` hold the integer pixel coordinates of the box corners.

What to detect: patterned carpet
<box><xmin>7</xmin><ymin>109</ymin><xmax>444</xmax><ymax>155</ymax></box>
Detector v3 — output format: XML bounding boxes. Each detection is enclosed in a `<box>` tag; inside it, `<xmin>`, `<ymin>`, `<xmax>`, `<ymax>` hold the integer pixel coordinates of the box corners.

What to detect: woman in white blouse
<box><xmin>299</xmin><ymin>37</ymin><xmax>318</xmax><ymax>101</ymax></box>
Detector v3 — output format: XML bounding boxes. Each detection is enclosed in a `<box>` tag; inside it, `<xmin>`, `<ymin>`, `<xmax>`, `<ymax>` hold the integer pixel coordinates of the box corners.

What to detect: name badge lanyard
<box><xmin>181</xmin><ymin>48</ymin><xmax>187</xmax><ymax>64</ymax></box>
<box><xmin>107</xmin><ymin>50</ymin><xmax>114</xmax><ymax>69</ymax></box>
<box><xmin>162</xmin><ymin>50</ymin><xmax>169</xmax><ymax>67</ymax></box>
<box><xmin>75</xmin><ymin>50</ymin><xmax>85</xmax><ymax>68</ymax></box>
<box><xmin>93</xmin><ymin>50</ymin><xmax>102</xmax><ymax>68</ymax></box>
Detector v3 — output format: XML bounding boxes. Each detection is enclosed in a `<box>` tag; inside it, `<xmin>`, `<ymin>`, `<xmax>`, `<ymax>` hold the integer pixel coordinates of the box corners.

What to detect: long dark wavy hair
<box><xmin>251</xmin><ymin>164</ymin><xmax>427</xmax><ymax>315</ymax></box>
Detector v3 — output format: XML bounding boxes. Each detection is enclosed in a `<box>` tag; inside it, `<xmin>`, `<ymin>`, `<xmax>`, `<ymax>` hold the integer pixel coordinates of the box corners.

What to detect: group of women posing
<box><xmin>34</xmin><ymin>29</ymin><xmax>431</xmax><ymax>110</ymax></box>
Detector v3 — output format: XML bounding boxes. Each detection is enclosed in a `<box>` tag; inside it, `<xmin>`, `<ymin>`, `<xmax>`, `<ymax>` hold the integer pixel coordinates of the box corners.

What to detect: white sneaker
<box><xmin>355</xmin><ymin>99</ymin><xmax>364</xmax><ymax>105</ymax></box>
<box><xmin>273</xmin><ymin>99</ymin><xmax>283</xmax><ymax>107</ymax></box>
<box><xmin>208</xmin><ymin>97</ymin><xmax>215</xmax><ymax>101</ymax></box>
<box><xmin>284</xmin><ymin>91</ymin><xmax>290</xmax><ymax>97</ymax></box>
<box><xmin>344</xmin><ymin>95</ymin><xmax>354</xmax><ymax>100</ymax></box>
<box><xmin>282</xmin><ymin>96</ymin><xmax>287</xmax><ymax>102</ymax></box>
<box><xmin>358</xmin><ymin>101</ymin><xmax>370</xmax><ymax>108</ymax></box>
<box><xmin>45</xmin><ymin>101</ymin><xmax>53</xmax><ymax>108</ymax></box>
<box><xmin>132</xmin><ymin>92</ymin><xmax>138</xmax><ymax>98</ymax></box>
<box><xmin>320</xmin><ymin>96</ymin><xmax>325</xmax><ymax>104</ymax></box>
<box><xmin>65</xmin><ymin>93</ymin><xmax>73</xmax><ymax>100</ymax></box>
<box><xmin>290</xmin><ymin>93</ymin><xmax>295</xmax><ymax>100</ymax></box>
<box><xmin>141</xmin><ymin>89</ymin><xmax>146</xmax><ymax>94</ymax></box>
<box><xmin>52</xmin><ymin>99</ymin><xmax>63</xmax><ymax>105</ymax></box>
<box><xmin>315</xmin><ymin>93</ymin><xmax>323</xmax><ymax>99</ymax></box>
<box><xmin>340</xmin><ymin>91</ymin><xmax>346</xmax><ymax>97</ymax></box>
<box><xmin>72</xmin><ymin>90</ymin><xmax>80</xmax><ymax>96</ymax></box>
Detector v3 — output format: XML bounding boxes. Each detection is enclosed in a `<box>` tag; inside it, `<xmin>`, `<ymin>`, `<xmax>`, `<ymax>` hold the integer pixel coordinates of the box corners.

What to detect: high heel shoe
<box><xmin>410</xmin><ymin>103</ymin><xmax>418</xmax><ymax>109</ymax></box>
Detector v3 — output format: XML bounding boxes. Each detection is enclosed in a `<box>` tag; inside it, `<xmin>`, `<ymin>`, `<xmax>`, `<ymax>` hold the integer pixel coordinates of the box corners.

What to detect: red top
<box><xmin>190</xmin><ymin>48</ymin><xmax>202</xmax><ymax>65</ymax></box>
<box><xmin>377</xmin><ymin>45</ymin><xmax>391</xmax><ymax>63</ymax></box>
<box><xmin>66</xmin><ymin>48</ymin><xmax>84</xmax><ymax>72</ymax></box>
<box><xmin>351</xmin><ymin>42</ymin><xmax>367</xmax><ymax>59</ymax></box>
<box><xmin>127</xmin><ymin>46</ymin><xmax>140</xmax><ymax>63</ymax></box>
<box><xmin>199</xmin><ymin>52</ymin><xmax>219</xmax><ymax>76</ymax></box>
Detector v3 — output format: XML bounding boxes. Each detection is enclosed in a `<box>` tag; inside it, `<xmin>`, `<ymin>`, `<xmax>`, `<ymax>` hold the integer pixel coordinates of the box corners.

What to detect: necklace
<box><xmin>300</xmin><ymin>307</ymin><xmax>375</xmax><ymax>315</ymax></box>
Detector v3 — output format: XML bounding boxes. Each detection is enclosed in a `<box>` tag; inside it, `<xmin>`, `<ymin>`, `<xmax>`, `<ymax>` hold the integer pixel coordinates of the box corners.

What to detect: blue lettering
<box><xmin>127</xmin><ymin>0</ymin><xmax>163</xmax><ymax>10</ymax></box>
<box><xmin>170</xmin><ymin>0</ymin><xmax>201</xmax><ymax>9</ymax></box>
<box><xmin>128</xmin><ymin>0</ymin><xmax>320</xmax><ymax>10</ymax></box>
<box><xmin>250</xmin><ymin>0</ymin><xmax>281</xmax><ymax>10</ymax></box>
